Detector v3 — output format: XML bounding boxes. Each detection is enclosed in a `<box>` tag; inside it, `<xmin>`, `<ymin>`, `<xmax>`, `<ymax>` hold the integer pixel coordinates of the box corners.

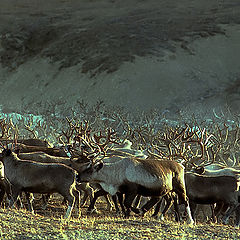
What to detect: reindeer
<box><xmin>125</xmin><ymin>190</ymin><xmax>180</xmax><ymax>222</ymax></box>
<box><xmin>191</xmin><ymin>165</ymin><xmax>240</xmax><ymax>179</ymax></box>
<box><xmin>18</xmin><ymin>151</ymin><xmax>94</xmax><ymax>208</ymax></box>
<box><xmin>17</xmin><ymin>138</ymin><xmax>52</xmax><ymax>148</ymax></box>
<box><xmin>146</xmin><ymin>134</ymin><xmax>240</xmax><ymax>224</ymax></box>
<box><xmin>185</xmin><ymin>172</ymin><xmax>240</xmax><ymax>224</ymax></box>
<box><xmin>3</xmin><ymin>119</ymin><xmax>101</xmax><ymax>210</ymax></box>
<box><xmin>73</xmin><ymin>127</ymin><xmax>129</xmax><ymax>215</ymax></box>
<box><xmin>188</xmin><ymin>123</ymin><xmax>240</xmax><ymax>223</ymax></box>
<box><xmin>86</xmin><ymin>125</ymin><xmax>203</xmax><ymax>219</ymax></box>
<box><xmin>82</xmin><ymin>155</ymin><xmax>126</xmax><ymax>215</ymax></box>
<box><xmin>190</xmin><ymin>163</ymin><xmax>240</xmax><ymax>224</ymax></box>
<box><xmin>107</xmin><ymin>139</ymin><xmax>148</xmax><ymax>159</ymax></box>
<box><xmin>77</xmin><ymin>157</ymin><xmax>194</xmax><ymax>224</ymax></box>
<box><xmin>7</xmin><ymin>143</ymin><xmax>69</xmax><ymax>157</ymax></box>
<box><xmin>0</xmin><ymin>161</ymin><xmax>12</xmax><ymax>206</ymax></box>
<box><xmin>0</xmin><ymin>149</ymin><xmax>80</xmax><ymax>218</ymax></box>
<box><xmin>14</xmin><ymin>125</ymin><xmax>120</xmax><ymax>214</ymax></box>
<box><xmin>146</xmin><ymin>172</ymin><xmax>240</xmax><ymax>225</ymax></box>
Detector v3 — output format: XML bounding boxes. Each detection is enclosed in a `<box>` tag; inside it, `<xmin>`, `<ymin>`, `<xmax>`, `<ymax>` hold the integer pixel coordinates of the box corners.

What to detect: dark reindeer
<box><xmin>185</xmin><ymin>172</ymin><xmax>240</xmax><ymax>224</ymax></box>
<box><xmin>147</xmin><ymin>172</ymin><xmax>240</xmax><ymax>224</ymax></box>
<box><xmin>190</xmin><ymin>163</ymin><xmax>240</xmax><ymax>224</ymax></box>
<box><xmin>0</xmin><ymin>161</ymin><xmax>12</xmax><ymax>206</ymax></box>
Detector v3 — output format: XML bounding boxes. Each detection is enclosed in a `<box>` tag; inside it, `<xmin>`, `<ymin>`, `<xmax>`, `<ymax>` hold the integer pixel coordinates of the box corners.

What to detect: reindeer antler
<box><xmin>93</xmin><ymin>128</ymin><xmax>118</xmax><ymax>151</ymax></box>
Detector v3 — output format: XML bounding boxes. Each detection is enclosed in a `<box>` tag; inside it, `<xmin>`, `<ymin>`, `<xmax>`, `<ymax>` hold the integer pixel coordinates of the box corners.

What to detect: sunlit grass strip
<box><xmin>0</xmin><ymin>208</ymin><xmax>240</xmax><ymax>240</ymax></box>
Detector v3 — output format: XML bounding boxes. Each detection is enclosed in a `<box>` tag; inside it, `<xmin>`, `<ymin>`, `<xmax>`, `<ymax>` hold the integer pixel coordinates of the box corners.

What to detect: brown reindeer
<box><xmin>14</xmin><ymin>150</ymin><xmax>95</xmax><ymax>210</ymax></box>
<box><xmin>0</xmin><ymin>149</ymin><xmax>80</xmax><ymax>218</ymax></box>
<box><xmin>77</xmin><ymin>157</ymin><xmax>194</xmax><ymax>224</ymax></box>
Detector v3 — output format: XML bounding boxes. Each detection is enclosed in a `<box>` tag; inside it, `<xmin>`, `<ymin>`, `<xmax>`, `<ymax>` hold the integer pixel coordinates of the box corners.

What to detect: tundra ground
<box><xmin>0</xmin><ymin>194</ymin><xmax>239</xmax><ymax>240</ymax></box>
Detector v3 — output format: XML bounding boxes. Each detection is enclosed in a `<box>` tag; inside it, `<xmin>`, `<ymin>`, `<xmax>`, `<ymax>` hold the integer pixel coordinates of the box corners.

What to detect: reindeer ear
<box><xmin>14</xmin><ymin>148</ymin><xmax>20</xmax><ymax>155</ymax></box>
<box><xmin>94</xmin><ymin>162</ymin><xmax>103</xmax><ymax>172</ymax></box>
<box><xmin>3</xmin><ymin>149</ymin><xmax>12</xmax><ymax>156</ymax></box>
<box><xmin>200</xmin><ymin>166</ymin><xmax>205</xmax><ymax>174</ymax></box>
<box><xmin>196</xmin><ymin>166</ymin><xmax>205</xmax><ymax>174</ymax></box>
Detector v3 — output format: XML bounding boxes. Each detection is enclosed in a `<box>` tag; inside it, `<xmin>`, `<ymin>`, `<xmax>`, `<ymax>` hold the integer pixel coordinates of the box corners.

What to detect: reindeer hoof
<box><xmin>87</xmin><ymin>208</ymin><xmax>98</xmax><ymax>215</ymax></box>
<box><xmin>115</xmin><ymin>210</ymin><xmax>122</xmax><ymax>215</ymax></box>
<box><xmin>152</xmin><ymin>214</ymin><xmax>164</xmax><ymax>221</ymax></box>
<box><xmin>187</xmin><ymin>219</ymin><xmax>195</xmax><ymax>225</ymax></box>
<box><xmin>41</xmin><ymin>205</ymin><xmax>48</xmax><ymax>210</ymax></box>
<box><xmin>106</xmin><ymin>206</ymin><xmax>113</xmax><ymax>212</ymax></box>
<box><xmin>138</xmin><ymin>209</ymin><xmax>146</xmax><ymax>217</ymax></box>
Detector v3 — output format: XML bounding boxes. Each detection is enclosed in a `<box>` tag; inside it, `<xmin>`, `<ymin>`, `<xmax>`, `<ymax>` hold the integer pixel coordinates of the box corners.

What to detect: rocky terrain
<box><xmin>0</xmin><ymin>0</ymin><xmax>239</xmax><ymax>119</ymax></box>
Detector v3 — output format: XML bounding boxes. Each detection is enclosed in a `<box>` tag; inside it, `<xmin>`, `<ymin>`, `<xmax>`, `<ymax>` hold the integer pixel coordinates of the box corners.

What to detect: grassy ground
<box><xmin>0</xmin><ymin>194</ymin><xmax>239</xmax><ymax>240</ymax></box>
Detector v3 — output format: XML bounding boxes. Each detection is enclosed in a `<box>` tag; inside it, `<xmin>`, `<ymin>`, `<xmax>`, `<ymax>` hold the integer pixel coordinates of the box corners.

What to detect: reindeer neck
<box><xmin>2</xmin><ymin>154</ymin><xmax>20</xmax><ymax>166</ymax></box>
<box><xmin>96</xmin><ymin>159</ymin><xmax>127</xmax><ymax>183</ymax></box>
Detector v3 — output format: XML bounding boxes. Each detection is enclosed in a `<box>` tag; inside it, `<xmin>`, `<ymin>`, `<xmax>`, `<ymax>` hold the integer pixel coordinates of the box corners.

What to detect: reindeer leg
<box><xmin>152</xmin><ymin>198</ymin><xmax>164</xmax><ymax>218</ymax></box>
<box><xmin>188</xmin><ymin>201</ymin><xmax>197</xmax><ymax>221</ymax></box>
<box><xmin>15</xmin><ymin>195</ymin><xmax>23</xmax><ymax>209</ymax></box>
<box><xmin>0</xmin><ymin>178</ymin><xmax>12</xmax><ymax>200</ymax></box>
<box><xmin>80</xmin><ymin>191</ymin><xmax>88</xmax><ymax>207</ymax></box>
<box><xmin>76</xmin><ymin>183</ymin><xmax>94</xmax><ymax>207</ymax></box>
<box><xmin>0</xmin><ymin>188</ymin><xmax>5</xmax><ymax>207</ymax></box>
<box><xmin>222</xmin><ymin>204</ymin><xmax>238</xmax><ymax>225</ymax></box>
<box><xmin>211</xmin><ymin>203</ymin><xmax>220</xmax><ymax>223</ymax></box>
<box><xmin>116</xmin><ymin>192</ymin><xmax>126</xmax><ymax>215</ymax></box>
<box><xmin>9</xmin><ymin>186</ymin><xmax>21</xmax><ymax>209</ymax></box>
<box><xmin>158</xmin><ymin>195</ymin><xmax>174</xmax><ymax>221</ymax></box>
<box><xmin>72</xmin><ymin>189</ymin><xmax>81</xmax><ymax>217</ymax></box>
<box><xmin>235</xmin><ymin>205</ymin><xmax>240</xmax><ymax>227</ymax></box>
<box><xmin>63</xmin><ymin>190</ymin><xmax>76</xmax><ymax>219</ymax></box>
<box><xmin>214</xmin><ymin>202</ymin><xmax>228</xmax><ymax>223</ymax></box>
<box><xmin>124</xmin><ymin>190</ymin><xmax>137</xmax><ymax>217</ymax></box>
<box><xmin>0</xmin><ymin>178</ymin><xmax>13</xmax><ymax>208</ymax></box>
<box><xmin>176</xmin><ymin>182</ymin><xmax>194</xmax><ymax>224</ymax></box>
<box><xmin>87</xmin><ymin>189</ymin><xmax>106</xmax><ymax>214</ymax></box>
<box><xmin>133</xmin><ymin>195</ymin><xmax>141</xmax><ymax>209</ymax></box>
<box><xmin>104</xmin><ymin>194</ymin><xmax>114</xmax><ymax>212</ymax></box>
<box><xmin>41</xmin><ymin>194</ymin><xmax>51</xmax><ymax>210</ymax></box>
<box><xmin>139</xmin><ymin>197</ymin><xmax>160</xmax><ymax>216</ymax></box>
<box><xmin>173</xmin><ymin>195</ymin><xmax>180</xmax><ymax>222</ymax></box>
<box><xmin>185</xmin><ymin>201</ymin><xmax>194</xmax><ymax>225</ymax></box>
<box><xmin>111</xmin><ymin>194</ymin><xmax>120</xmax><ymax>213</ymax></box>
<box><xmin>25</xmin><ymin>192</ymin><xmax>34</xmax><ymax>214</ymax></box>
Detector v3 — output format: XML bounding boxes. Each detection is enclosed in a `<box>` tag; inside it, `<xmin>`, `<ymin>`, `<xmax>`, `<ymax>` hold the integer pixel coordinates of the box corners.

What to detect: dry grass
<box><xmin>0</xmin><ymin>194</ymin><xmax>240</xmax><ymax>240</ymax></box>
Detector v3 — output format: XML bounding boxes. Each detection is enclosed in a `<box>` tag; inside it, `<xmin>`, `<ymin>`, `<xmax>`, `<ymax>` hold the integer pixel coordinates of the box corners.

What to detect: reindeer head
<box><xmin>192</xmin><ymin>166</ymin><xmax>205</xmax><ymax>175</ymax></box>
<box><xmin>77</xmin><ymin>161</ymin><xmax>103</xmax><ymax>183</ymax></box>
<box><xmin>1</xmin><ymin>149</ymin><xmax>13</xmax><ymax>158</ymax></box>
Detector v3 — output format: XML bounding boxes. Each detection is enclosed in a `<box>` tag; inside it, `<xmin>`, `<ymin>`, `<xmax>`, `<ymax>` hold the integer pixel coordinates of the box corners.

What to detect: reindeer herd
<box><xmin>0</xmin><ymin>116</ymin><xmax>240</xmax><ymax>227</ymax></box>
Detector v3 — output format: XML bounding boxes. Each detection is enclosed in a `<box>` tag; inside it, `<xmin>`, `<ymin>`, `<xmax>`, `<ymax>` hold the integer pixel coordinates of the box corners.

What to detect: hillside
<box><xmin>0</xmin><ymin>0</ymin><xmax>240</xmax><ymax>119</ymax></box>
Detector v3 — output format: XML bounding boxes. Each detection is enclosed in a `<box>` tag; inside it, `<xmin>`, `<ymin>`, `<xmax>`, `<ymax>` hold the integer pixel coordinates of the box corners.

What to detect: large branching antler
<box><xmin>181</xmin><ymin>123</ymin><xmax>221</xmax><ymax>167</ymax></box>
<box><xmin>150</xmin><ymin>125</ymin><xmax>188</xmax><ymax>160</ymax></box>
<box><xmin>211</xmin><ymin>121</ymin><xmax>240</xmax><ymax>166</ymax></box>
<box><xmin>93</xmin><ymin>128</ymin><xmax>118</xmax><ymax>151</ymax></box>
<box><xmin>59</xmin><ymin>117</ymin><xmax>75</xmax><ymax>144</ymax></box>
<box><xmin>0</xmin><ymin>118</ymin><xmax>14</xmax><ymax>139</ymax></box>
